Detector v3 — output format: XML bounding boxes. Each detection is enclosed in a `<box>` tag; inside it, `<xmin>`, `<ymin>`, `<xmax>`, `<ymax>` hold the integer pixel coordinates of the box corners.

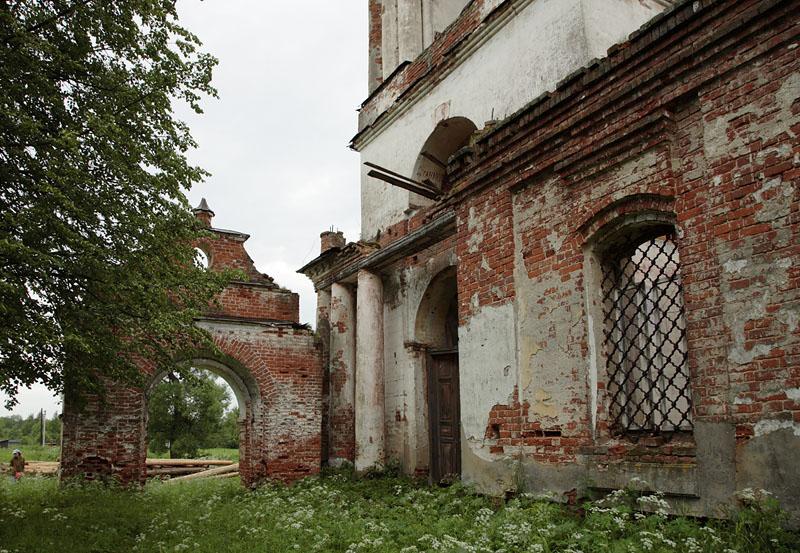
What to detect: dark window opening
<box><xmin>601</xmin><ymin>231</ymin><xmax>693</xmax><ymax>436</ymax></box>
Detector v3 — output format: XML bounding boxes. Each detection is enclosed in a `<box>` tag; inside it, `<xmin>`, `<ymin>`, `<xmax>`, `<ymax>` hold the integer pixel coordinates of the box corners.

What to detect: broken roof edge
<box><xmin>208</xmin><ymin>226</ymin><xmax>250</xmax><ymax>241</ymax></box>
<box><xmin>300</xmin><ymin>211</ymin><xmax>457</xmax><ymax>292</ymax></box>
<box><xmin>350</xmin><ymin>0</ymin><xmax>522</xmax><ymax>151</ymax></box>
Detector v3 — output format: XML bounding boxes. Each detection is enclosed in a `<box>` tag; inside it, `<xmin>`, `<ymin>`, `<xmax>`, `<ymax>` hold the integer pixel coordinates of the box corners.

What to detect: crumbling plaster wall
<box><xmin>447</xmin><ymin>9</ymin><xmax>799</xmax><ymax>518</ymax></box>
<box><xmin>690</xmin><ymin>51</ymin><xmax>800</xmax><ymax>518</ymax></box>
<box><xmin>382</xmin><ymin>243</ymin><xmax>459</xmax><ymax>474</ymax></box>
<box><xmin>359</xmin><ymin>0</ymin><xmax>668</xmax><ymax>240</ymax></box>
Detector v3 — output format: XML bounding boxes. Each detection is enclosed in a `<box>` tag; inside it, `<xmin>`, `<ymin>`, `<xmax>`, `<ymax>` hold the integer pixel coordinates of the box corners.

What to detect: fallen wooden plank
<box><xmin>147</xmin><ymin>466</ymin><xmax>208</xmax><ymax>477</ymax></box>
<box><xmin>145</xmin><ymin>458</ymin><xmax>233</xmax><ymax>467</ymax></box>
<box><xmin>211</xmin><ymin>472</ymin><xmax>239</xmax><ymax>479</ymax></box>
<box><xmin>167</xmin><ymin>463</ymin><xmax>239</xmax><ymax>482</ymax></box>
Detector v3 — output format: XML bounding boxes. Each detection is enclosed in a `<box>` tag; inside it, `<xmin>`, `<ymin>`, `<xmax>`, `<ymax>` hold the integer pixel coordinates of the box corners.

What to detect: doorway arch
<box><xmin>414</xmin><ymin>266</ymin><xmax>461</xmax><ymax>481</ymax></box>
<box><xmin>146</xmin><ymin>356</ymin><xmax>262</xmax><ymax>472</ymax></box>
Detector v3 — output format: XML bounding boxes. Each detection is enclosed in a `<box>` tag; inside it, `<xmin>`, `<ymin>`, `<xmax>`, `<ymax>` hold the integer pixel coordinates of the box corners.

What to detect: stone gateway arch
<box><xmin>60</xmin><ymin>200</ymin><xmax>323</xmax><ymax>486</ymax></box>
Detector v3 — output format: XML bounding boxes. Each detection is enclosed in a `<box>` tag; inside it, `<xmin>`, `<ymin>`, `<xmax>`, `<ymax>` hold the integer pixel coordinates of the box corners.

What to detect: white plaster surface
<box><xmin>753</xmin><ymin>419</ymin><xmax>800</xmax><ymax>438</ymax></box>
<box><xmin>458</xmin><ymin>302</ymin><xmax>517</xmax><ymax>443</ymax></box>
<box><xmin>355</xmin><ymin>271</ymin><xmax>387</xmax><ymax>470</ymax></box>
<box><xmin>359</xmin><ymin>0</ymin><xmax>668</xmax><ymax>238</ymax></box>
<box><xmin>581</xmin><ymin>0</ymin><xmax>664</xmax><ymax>60</ymax></box>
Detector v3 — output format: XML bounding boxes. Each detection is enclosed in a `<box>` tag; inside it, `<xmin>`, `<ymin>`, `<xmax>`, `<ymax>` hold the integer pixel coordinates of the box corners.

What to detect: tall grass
<box><xmin>147</xmin><ymin>448</ymin><xmax>239</xmax><ymax>462</ymax></box>
<box><xmin>0</xmin><ymin>472</ymin><xmax>796</xmax><ymax>553</ymax></box>
<box><xmin>3</xmin><ymin>444</ymin><xmax>60</xmax><ymax>462</ymax></box>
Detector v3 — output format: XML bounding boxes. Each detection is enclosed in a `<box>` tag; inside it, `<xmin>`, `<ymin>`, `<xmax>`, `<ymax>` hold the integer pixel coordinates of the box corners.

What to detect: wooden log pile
<box><xmin>24</xmin><ymin>461</ymin><xmax>59</xmax><ymax>475</ymax></box>
<box><xmin>17</xmin><ymin>458</ymin><xmax>238</xmax><ymax>480</ymax></box>
<box><xmin>146</xmin><ymin>459</ymin><xmax>237</xmax><ymax>480</ymax></box>
<box><xmin>165</xmin><ymin>462</ymin><xmax>239</xmax><ymax>482</ymax></box>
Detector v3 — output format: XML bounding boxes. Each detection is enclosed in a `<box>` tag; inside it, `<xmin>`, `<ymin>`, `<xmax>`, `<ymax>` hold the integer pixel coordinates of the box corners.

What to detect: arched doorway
<box><xmin>146</xmin><ymin>357</ymin><xmax>261</xmax><ymax>474</ymax></box>
<box><xmin>414</xmin><ymin>266</ymin><xmax>461</xmax><ymax>481</ymax></box>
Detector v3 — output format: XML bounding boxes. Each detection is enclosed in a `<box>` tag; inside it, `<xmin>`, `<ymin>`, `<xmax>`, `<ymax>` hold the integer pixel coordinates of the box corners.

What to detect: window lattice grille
<box><xmin>601</xmin><ymin>234</ymin><xmax>693</xmax><ymax>435</ymax></box>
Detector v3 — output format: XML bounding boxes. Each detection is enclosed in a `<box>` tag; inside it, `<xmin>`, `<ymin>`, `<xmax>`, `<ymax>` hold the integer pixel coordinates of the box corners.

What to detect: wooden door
<box><xmin>428</xmin><ymin>351</ymin><xmax>461</xmax><ymax>482</ymax></box>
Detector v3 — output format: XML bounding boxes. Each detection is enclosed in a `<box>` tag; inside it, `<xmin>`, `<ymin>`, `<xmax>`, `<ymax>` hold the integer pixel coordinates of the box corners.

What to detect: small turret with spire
<box><xmin>193</xmin><ymin>198</ymin><xmax>215</xmax><ymax>227</ymax></box>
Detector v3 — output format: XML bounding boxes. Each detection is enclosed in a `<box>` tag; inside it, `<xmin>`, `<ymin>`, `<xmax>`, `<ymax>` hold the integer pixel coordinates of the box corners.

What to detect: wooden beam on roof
<box><xmin>364</xmin><ymin>162</ymin><xmax>440</xmax><ymax>194</ymax></box>
<box><xmin>367</xmin><ymin>169</ymin><xmax>441</xmax><ymax>200</ymax></box>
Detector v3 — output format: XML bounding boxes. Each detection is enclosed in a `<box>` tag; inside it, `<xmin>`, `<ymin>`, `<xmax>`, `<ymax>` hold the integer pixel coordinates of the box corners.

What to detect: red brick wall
<box><xmin>197</xmin><ymin>232</ymin><xmax>272</xmax><ymax>285</ymax></box>
<box><xmin>455</xmin><ymin>186</ymin><xmax>516</xmax><ymax>325</ymax></box>
<box><xmin>61</xmin><ymin>221</ymin><xmax>322</xmax><ymax>486</ymax></box>
<box><xmin>211</xmin><ymin>283</ymin><xmax>299</xmax><ymax>323</ymax></box>
<box><xmin>440</xmin><ymin>0</ymin><xmax>799</xmax><ymax>474</ymax></box>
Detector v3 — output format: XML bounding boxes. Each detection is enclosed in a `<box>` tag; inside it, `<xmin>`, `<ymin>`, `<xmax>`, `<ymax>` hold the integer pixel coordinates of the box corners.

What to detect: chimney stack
<box><xmin>321</xmin><ymin>230</ymin><xmax>346</xmax><ymax>253</ymax></box>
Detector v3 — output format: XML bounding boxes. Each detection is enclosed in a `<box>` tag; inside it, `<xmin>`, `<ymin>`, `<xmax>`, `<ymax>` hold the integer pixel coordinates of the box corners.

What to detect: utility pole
<box><xmin>41</xmin><ymin>409</ymin><xmax>46</xmax><ymax>446</ymax></box>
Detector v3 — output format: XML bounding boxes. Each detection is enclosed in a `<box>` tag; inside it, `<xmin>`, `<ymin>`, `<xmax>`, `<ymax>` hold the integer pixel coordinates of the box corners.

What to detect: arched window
<box><xmin>411</xmin><ymin>117</ymin><xmax>477</xmax><ymax>197</ymax></box>
<box><xmin>600</xmin><ymin>229</ymin><xmax>692</xmax><ymax>435</ymax></box>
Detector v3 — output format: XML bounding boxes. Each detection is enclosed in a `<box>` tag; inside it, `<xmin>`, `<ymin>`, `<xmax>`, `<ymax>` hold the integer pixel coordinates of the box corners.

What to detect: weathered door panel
<box><xmin>428</xmin><ymin>351</ymin><xmax>461</xmax><ymax>482</ymax></box>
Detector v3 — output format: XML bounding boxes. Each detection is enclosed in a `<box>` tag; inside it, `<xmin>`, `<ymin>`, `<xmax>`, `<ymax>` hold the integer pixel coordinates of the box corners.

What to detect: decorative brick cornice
<box><xmin>444</xmin><ymin>0</ymin><xmax>796</xmax><ymax>203</ymax></box>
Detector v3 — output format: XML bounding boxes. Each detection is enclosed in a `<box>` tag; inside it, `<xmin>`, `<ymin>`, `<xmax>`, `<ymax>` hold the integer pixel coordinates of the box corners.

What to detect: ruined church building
<box><xmin>59</xmin><ymin>0</ymin><xmax>799</xmax><ymax>523</ymax></box>
<box><xmin>301</xmin><ymin>0</ymin><xmax>800</xmax><ymax>521</ymax></box>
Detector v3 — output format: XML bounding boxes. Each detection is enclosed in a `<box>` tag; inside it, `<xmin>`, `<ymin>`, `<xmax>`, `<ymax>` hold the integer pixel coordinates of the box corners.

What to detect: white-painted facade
<box><xmin>357</xmin><ymin>0</ymin><xmax>666</xmax><ymax>240</ymax></box>
<box><xmin>351</xmin><ymin>0</ymin><xmax>670</xmax><ymax>480</ymax></box>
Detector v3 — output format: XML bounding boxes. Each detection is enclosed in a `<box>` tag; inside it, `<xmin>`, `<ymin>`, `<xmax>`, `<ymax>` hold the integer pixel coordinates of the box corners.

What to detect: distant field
<box><xmin>147</xmin><ymin>448</ymin><xmax>239</xmax><ymax>461</ymax></box>
<box><xmin>6</xmin><ymin>446</ymin><xmax>238</xmax><ymax>465</ymax></box>
<box><xmin>5</xmin><ymin>445</ymin><xmax>60</xmax><ymax>462</ymax></box>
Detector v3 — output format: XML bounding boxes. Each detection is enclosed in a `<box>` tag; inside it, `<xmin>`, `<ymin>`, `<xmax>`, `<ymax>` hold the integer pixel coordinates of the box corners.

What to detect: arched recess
<box><xmin>410</xmin><ymin>117</ymin><xmax>477</xmax><ymax>207</ymax></box>
<box><xmin>582</xmin><ymin>209</ymin><xmax>692</xmax><ymax>441</ymax></box>
<box><xmin>413</xmin><ymin>266</ymin><xmax>461</xmax><ymax>482</ymax></box>
<box><xmin>145</xmin><ymin>349</ymin><xmax>265</xmax><ymax>484</ymax></box>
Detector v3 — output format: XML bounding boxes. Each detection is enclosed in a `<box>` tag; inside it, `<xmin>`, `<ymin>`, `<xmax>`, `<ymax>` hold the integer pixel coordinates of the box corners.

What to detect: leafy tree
<box><xmin>0</xmin><ymin>1</ymin><xmax>233</xmax><ymax>408</ymax></box>
<box><xmin>147</xmin><ymin>368</ymin><xmax>232</xmax><ymax>458</ymax></box>
<box><xmin>218</xmin><ymin>407</ymin><xmax>240</xmax><ymax>449</ymax></box>
<box><xmin>0</xmin><ymin>411</ymin><xmax>61</xmax><ymax>444</ymax></box>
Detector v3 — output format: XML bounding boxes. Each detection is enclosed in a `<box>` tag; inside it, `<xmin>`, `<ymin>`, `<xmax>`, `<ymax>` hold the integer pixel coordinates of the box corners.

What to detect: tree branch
<box><xmin>25</xmin><ymin>0</ymin><xmax>94</xmax><ymax>34</ymax></box>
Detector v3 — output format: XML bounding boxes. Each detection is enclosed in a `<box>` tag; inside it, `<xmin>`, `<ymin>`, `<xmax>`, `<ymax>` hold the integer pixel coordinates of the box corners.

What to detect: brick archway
<box><xmin>60</xmin><ymin>201</ymin><xmax>323</xmax><ymax>486</ymax></box>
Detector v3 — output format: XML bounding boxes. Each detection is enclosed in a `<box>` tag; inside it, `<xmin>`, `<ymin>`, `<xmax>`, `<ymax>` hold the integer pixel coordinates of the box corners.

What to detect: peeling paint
<box><xmin>531</xmin><ymin>388</ymin><xmax>558</xmax><ymax>418</ymax></box>
<box><xmin>459</xmin><ymin>302</ymin><xmax>517</xmax><ymax>442</ymax></box>
<box><xmin>753</xmin><ymin>419</ymin><xmax>800</xmax><ymax>438</ymax></box>
<box><xmin>723</xmin><ymin>259</ymin><xmax>748</xmax><ymax>274</ymax></box>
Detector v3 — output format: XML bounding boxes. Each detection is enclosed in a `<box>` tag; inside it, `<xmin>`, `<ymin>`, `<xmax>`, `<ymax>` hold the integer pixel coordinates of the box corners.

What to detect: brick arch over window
<box><xmin>582</xmin><ymin>205</ymin><xmax>693</xmax><ymax>440</ymax></box>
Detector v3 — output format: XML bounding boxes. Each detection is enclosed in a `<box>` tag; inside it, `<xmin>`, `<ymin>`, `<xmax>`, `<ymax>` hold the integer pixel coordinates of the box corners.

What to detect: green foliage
<box><xmin>196</xmin><ymin>447</ymin><xmax>239</xmax><ymax>462</ymax></box>
<box><xmin>0</xmin><ymin>1</ymin><xmax>233</xmax><ymax>409</ymax></box>
<box><xmin>219</xmin><ymin>407</ymin><xmax>240</xmax><ymax>449</ymax></box>
<box><xmin>147</xmin><ymin>369</ymin><xmax>232</xmax><ymax>458</ymax></box>
<box><xmin>0</xmin><ymin>412</ymin><xmax>61</xmax><ymax>445</ymax></box>
<box><xmin>0</xmin><ymin>474</ymin><xmax>796</xmax><ymax>553</ymax></box>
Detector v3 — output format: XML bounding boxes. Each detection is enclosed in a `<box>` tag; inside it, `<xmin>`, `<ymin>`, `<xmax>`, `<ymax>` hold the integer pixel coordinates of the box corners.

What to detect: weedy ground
<box><xmin>0</xmin><ymin>470</ymin><xmax>796</xmax><ymax>553</ymax></box>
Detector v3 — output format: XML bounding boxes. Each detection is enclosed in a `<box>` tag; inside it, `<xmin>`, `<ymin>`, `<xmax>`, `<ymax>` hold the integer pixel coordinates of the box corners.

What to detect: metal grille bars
<box><xmin>601</xmin><ymin>234</ymin><xmax>693</xmax><ymax>436</ymax></box>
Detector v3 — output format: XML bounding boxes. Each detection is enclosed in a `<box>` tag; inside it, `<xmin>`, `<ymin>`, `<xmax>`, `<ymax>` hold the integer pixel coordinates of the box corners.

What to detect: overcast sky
<box><xmin>1</xmin><ymin>1</ymin><xmax>366</xmax><ymax>418</ymax></box>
